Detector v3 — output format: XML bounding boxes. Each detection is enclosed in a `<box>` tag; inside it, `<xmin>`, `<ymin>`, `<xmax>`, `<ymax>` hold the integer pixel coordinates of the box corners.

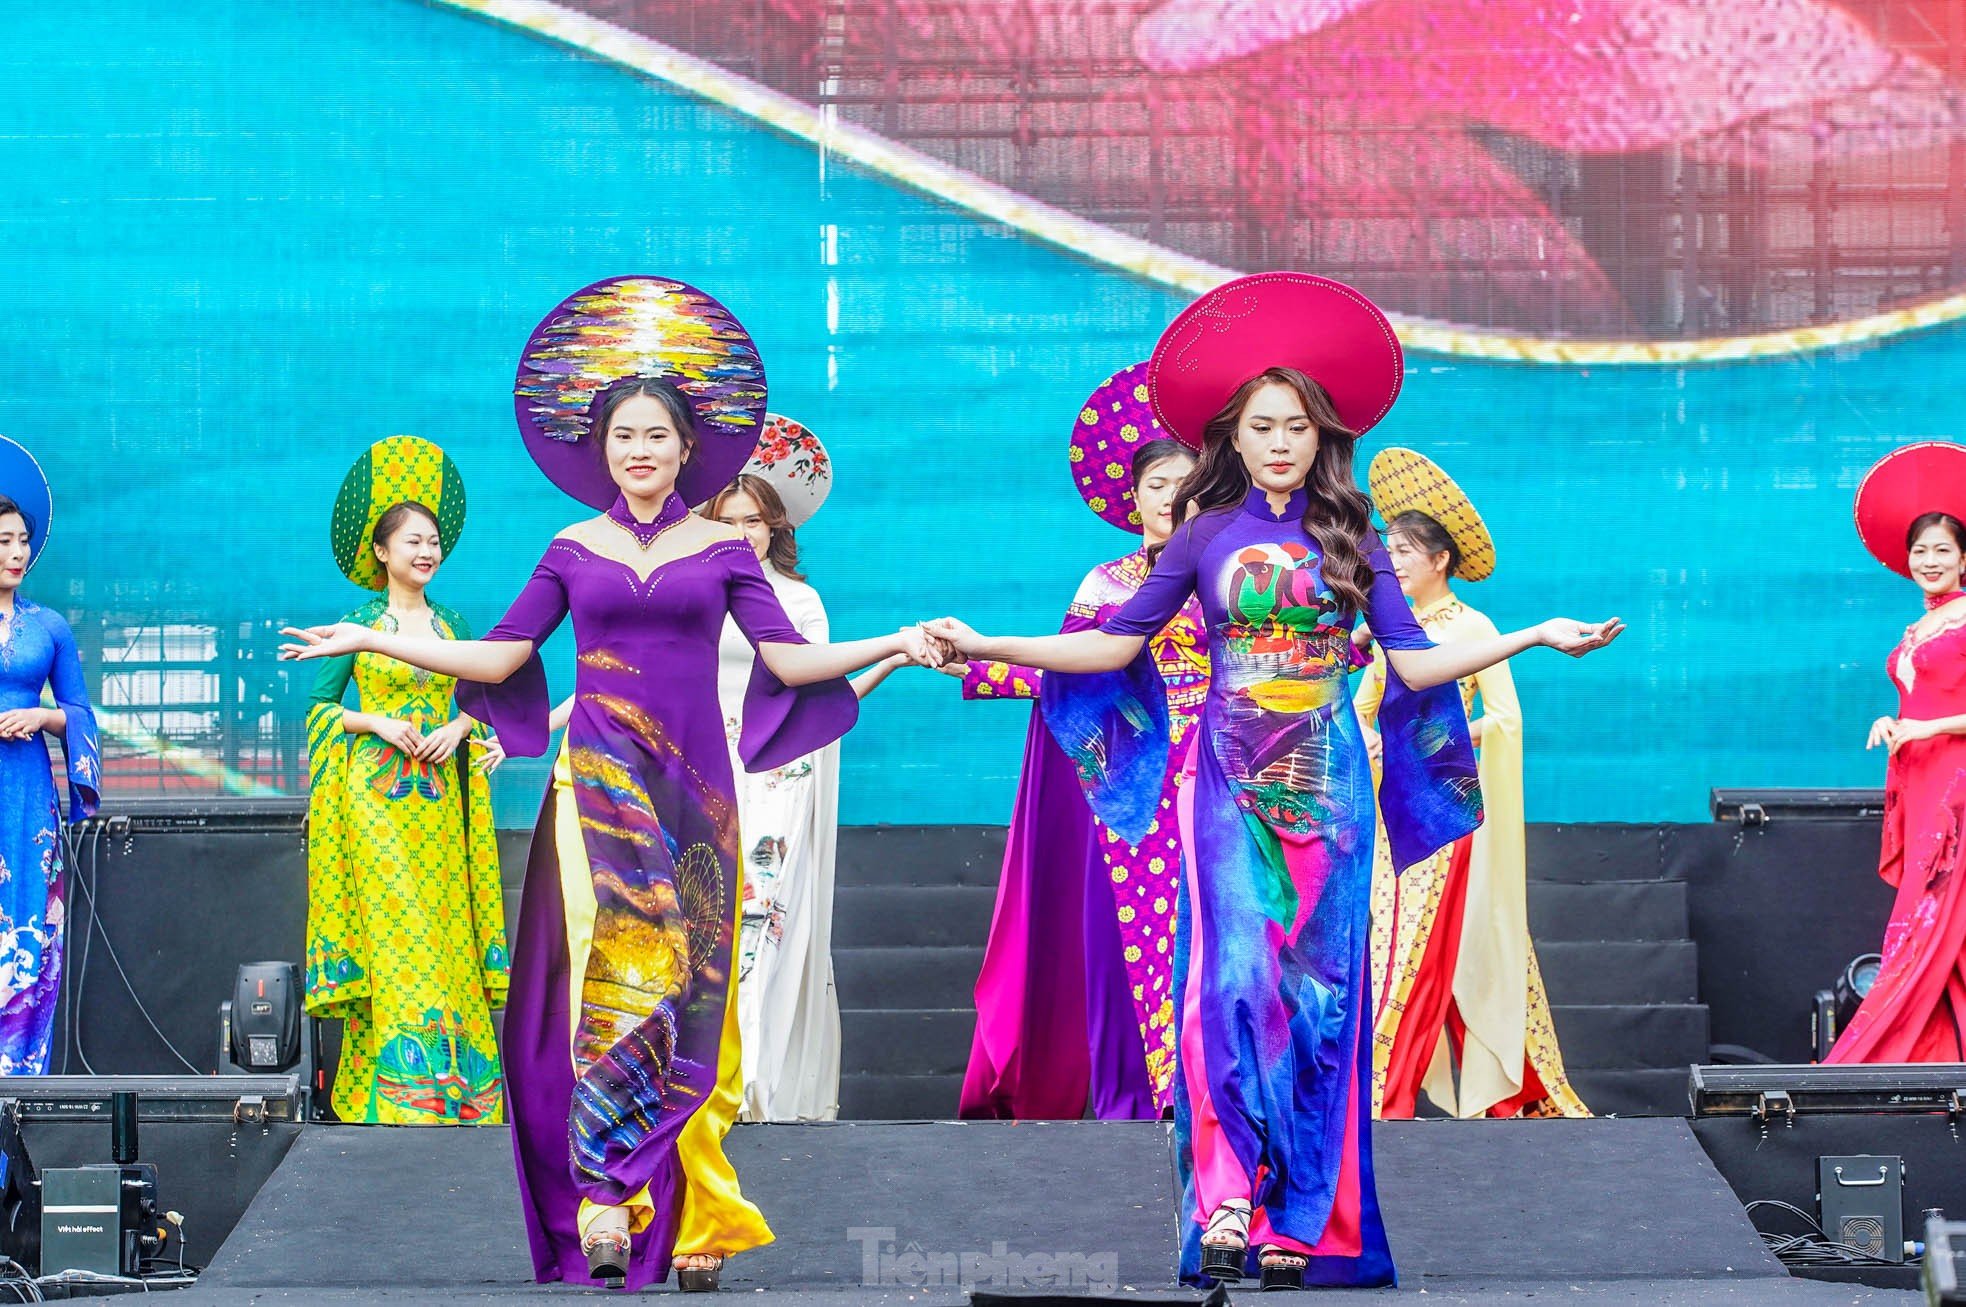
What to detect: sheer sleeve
<box><xmin>37</xmin><ymin>608</ymin><xmax>99</xmax><ymax>821</ymax></box>
<box><xmin>1102</xmin><ymin>522</ymin><xmax>1203</xmax><ymax>637</ymax></box>
<box><xmin>454</xmin><ymin>547</ymin><xmax>570</xmax><ymax>759</ymax></box>
<box><xmin>727</xmin><ymin>547</ymin><xmax>858</xmax><ymax>771</ymax></box>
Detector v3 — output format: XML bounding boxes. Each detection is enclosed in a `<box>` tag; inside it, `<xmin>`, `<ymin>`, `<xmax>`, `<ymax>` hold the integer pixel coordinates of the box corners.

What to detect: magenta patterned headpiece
<box><xmin>1069</xmin><ymin>362</ymin><xmax>1178</xmax><ymax>534</ymax></box>
<box><xmin>514</xmin><ymin>275</ymin><xmax>768</xmax><ymax>510</ymax></box>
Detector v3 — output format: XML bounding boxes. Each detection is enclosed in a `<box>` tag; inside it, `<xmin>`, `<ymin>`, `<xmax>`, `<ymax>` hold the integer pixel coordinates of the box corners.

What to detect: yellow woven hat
<box><xmin>1368</xmin><ymin>447</ymin><xmax>1496</xmax><ymax>582</ymax></box>
<box><xmin>330</xmin><ymin>436</ymin><xmax>466</xmax><ymax>590</ymax></box>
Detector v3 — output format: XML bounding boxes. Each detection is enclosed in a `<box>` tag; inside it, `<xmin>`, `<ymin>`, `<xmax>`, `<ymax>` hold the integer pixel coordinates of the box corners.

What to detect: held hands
<box><xmin>0</xmin><ymin>708</ymin><xmax>50</xmax><ymax>741</ymax></box>
<box><xmin>422</xmin><ymin>716</ymin><xmax>472</xmax><ymax>766</ymax></box>
<box><xmin>1537</xmin><ymin>617</ymin><xmax>1626</xmax><ymax>657</ymax></box>
<box><xmin>897</xmin><ymin>623</ymin><xmax>958</xmax><ymax>670</ymax></box>
<box><xmin>1869</xmin><ymin>715</ymin><xmax>1934</xmax><ymax>754</ymax></box>
<box><xmin>924</xmin><ymin>617</ymin><xmax>983</xmax><ymax>658</ymax></box>
<box><xmin>369</xmin><ymin>714</ymin><xmax>430</xmax><ymax>760</ymax></box>
<box><xmin>279</xmin><ymin>623</ymin><xmax>373</xmax><ymax>662</ymax></box>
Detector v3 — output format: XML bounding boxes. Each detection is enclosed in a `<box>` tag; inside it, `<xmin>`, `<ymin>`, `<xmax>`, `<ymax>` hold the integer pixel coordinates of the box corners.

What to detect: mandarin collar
<box><xmin>606</xmin><ymin>491</ymin><xmax>689</xmax><ymax>549</ymax></box>
<box><xmin>1242</xmin><ymin>485</ymin><xmax>1308</xmax><ymax>522</ymax></box>
<box><xmin>1414</xmin><ymin>590</ymin><xmax>1460</xmax><ymax>620</ymax></box>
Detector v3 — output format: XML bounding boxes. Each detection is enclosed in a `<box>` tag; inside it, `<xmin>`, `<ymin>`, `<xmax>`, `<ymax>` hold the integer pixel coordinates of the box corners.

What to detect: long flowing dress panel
<box><xmin>960</xmin><ymin>549</ymin><xmax>1206</xmax><ymax>1120</ymax></box>
<box><xmin>1072</xmin><ymin>489</ymin><xmax>1478</xmax><ymax>1288</ymax></box>
<box><xmin>716</xmin><ymin>565</ymin><xmax>842</xmax><ymax>1123</ymax></box>
<box><xmin>458</xmin><ymin>521</ymin><xmax>856</xmax><ymax>1290</ymax></box>
<box><xmin>1356</xmin><ymin>594</ymin><xmax>1585</xmax><ymax>1120</ymax></box>
<box><xmin>1827</xmin><ymin>610</ymin><xmax>1966</xmax><ymax>1063</ymax></box>
<box><xmin>303</xmin><ymin>598</ymin><xmax>509</xmax><ymax>1124</ymax></box>
<box><xmin>0</xmin><ymin>601</ymin><xmax>98</xmax><ymax>1073</ymax></box>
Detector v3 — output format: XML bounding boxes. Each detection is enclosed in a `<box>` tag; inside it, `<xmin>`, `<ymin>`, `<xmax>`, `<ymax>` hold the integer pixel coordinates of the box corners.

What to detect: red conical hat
<box><xmin>1148</xmin><ymin>272</ymin><xmax>1403</xmax><ymax>449</ymax></box>
<box><xmin>1854</xmin><ymin>441</ymin><xmax>1966</xmax><ymax>576</ymax></box>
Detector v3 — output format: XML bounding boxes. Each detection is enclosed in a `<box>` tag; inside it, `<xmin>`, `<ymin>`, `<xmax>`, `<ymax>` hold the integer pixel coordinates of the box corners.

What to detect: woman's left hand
<box><xmin>1888</xmin><ymin>718</ymin><xmax>1936</xmax><ymax>753</ymax></box>
<box><xmin>422</xmin><ymin>717</ymin><xmax>473</xmax><ymax>765</ymax></box>
<box><xmin>1538</xmin><ymin>617</ymin><xmax>1626</xmax><ymax>656</ymax></box>
<box><xmin>899</xmin><ymin>624</ymin><xmax>952</xmax><ymax>668</ymax></box>
<box><xmin>0</xmin><ymin>708</ymin><xmax>48</xmax><ymax>740</ymax></box>
<box><xmin>469</xmin><ymin>734</ymin><xmax>507</xmax><ymax>775</ymax></box>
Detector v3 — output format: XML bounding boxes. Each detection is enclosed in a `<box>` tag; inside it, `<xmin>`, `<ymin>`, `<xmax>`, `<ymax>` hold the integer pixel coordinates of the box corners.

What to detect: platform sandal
<box><xmin>675</xmin><ymin>1253</ymin><xmax>724</xmax><ymax>1292</ymax></box>
<box><xmin>1198</xmin><ymin>1199</ymin><xmax>1252</xmax><ymax>1283</ymax></box>
<box><xmin>1258</xmin><ymin>1246</ymin><xmax>1307</xmax><ymax>1291</ymax></box>
<box><xmin>581</xmin><ymin>1229</ymin><xmax>630</xmax><ymax>1288</ymax></box>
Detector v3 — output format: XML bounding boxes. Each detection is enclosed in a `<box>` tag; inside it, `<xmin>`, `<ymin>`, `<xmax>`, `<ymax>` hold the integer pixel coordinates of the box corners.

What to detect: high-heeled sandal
<box><xmin>582</xmin><ymin>1230</ymin><xmax>630</xmax><ymax>1288</ymax></box>
<box><xmin>1198</xmin><ymin>1199</ymin><xmax>1252</xmax><ymax>1283</ymax></box>
<box><xmin>675</xmin><ymin>1253</ymin><xmax>724</xmax><ymax>1292</ymax></box>
<box><xmin>1258</xmin><ymin>1246</ymin><xmax>1308</xmax><ymax>1291</ymax></box>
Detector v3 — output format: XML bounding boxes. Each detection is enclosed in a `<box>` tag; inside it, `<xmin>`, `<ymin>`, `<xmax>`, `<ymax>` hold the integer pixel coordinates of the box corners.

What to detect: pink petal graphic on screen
<box><xmin>1137</xmin><ymin>0</ymin><xmax>1959</xmax><ymax>157</ymax></box>
<box><xmin>551</xmin><ymin>0</ymin><xmax>1966</xmax><ymax>336</ymax></box>
<box><xmin>1132</xmin><ymin>0</ymin><xmax>1378</xmax><ymax>71</ymax></box>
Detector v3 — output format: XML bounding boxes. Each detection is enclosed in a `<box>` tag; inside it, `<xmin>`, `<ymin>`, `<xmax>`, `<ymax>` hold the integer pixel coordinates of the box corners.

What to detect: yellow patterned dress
<box><xmin>1357</xmin><ymin>593</ymin><xmax>1587</xmax><ymax>1119</ymax></box>
<box><xmin>304</xmin><ymin>597</ymin><xmax>509</xmax><ymax>1124</ymax></box>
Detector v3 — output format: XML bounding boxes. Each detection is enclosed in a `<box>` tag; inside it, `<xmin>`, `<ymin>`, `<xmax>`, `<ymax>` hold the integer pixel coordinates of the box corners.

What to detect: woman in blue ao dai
<box><xmin>0</xmin><ymin>468</ymin><xmax>99</xmax><ymax>1074</ymax></box>
<box><xmin>930</xmin><ymin>354</ymin><xmax>1622</xmax><ymax>1289</ymax></box>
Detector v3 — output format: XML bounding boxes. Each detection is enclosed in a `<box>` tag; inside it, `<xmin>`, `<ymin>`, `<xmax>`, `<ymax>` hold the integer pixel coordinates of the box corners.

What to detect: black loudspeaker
<box><xmin>1690</xmin><ymin>799</ymin><xmax>1896</xmax><ymax>1063</ymax></box>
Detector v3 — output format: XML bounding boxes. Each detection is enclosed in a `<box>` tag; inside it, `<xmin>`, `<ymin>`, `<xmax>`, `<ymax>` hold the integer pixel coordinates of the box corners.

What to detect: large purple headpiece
<box><xmin>514</xmin><ymin>275</ymin><xmax>768</xmax><ymax>509</ymax></box>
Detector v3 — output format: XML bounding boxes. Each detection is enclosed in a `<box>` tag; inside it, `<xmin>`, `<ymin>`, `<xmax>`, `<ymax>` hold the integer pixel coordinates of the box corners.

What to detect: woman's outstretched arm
<box><xmin>281</xmin><ymin>623</ymin><xmax>535</xmax><ymax>684</ymax></box>
<box><xmin>756</xmin><ymin>628</ymin><xmax>937</xmax><ymax>687</ymax></box>
<box><xmin>925</xmin><ymin>618</ymin><xmax>1146</xmax><ymax>675</ymax></box>
<box><xmin>1382</xmin><ymin>618</ymin><xmax>1625</xmax><ymax>691</ymax></box>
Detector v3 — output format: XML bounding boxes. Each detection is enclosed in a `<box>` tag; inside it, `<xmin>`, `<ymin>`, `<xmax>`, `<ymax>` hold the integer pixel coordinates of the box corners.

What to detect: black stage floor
<box><xmin>184</xmin><ymin>1119</ymin><xmax>1917</xmax><ymax>1304</ymax></box>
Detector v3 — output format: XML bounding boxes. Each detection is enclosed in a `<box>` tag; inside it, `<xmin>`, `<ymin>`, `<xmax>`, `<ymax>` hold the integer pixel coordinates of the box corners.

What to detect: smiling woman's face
<box><xmin>1908</xmin><ymin>521</ymin><xmax>1965</xmax><ymax>599</ymax></box>
<box><xmin>605</xmin><ymin>391</ymin><xmax>688</xmax><ymax>498</ymax></box>
<box><xmin>372</xmin><ymin>508</ymin><xmax>443</xmax><ymax>594</ymax></box>
<box><xmin>1231</xmin><ymin>380</ymin><xmax>1318</xmax><ymax>496</ymax></box>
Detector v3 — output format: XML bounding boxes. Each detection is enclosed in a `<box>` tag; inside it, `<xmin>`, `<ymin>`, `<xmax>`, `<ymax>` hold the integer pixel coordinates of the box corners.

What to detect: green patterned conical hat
<box><xmin>330</xmin><ymin>436</ymin><xmax>467</xmax><ymax>589</ymax></box>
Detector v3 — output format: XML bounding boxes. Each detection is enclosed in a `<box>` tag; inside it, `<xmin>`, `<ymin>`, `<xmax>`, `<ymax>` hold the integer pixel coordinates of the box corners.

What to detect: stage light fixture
<box><xmin>1813</xmin><ymin>953</ymin><xmax>1883</xmax><ymax>1061</ymax></box>
<box><xmin>218</xmin><ymin>963</ymin><xmax>322</xmax><ymax>1119</ymax></box>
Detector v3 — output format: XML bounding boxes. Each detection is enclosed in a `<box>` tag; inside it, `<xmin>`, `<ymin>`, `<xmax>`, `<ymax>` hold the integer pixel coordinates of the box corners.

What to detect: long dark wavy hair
<box><xmin>704</xmin><ymin>473</ymin><xmax>806</xmax><ymax>581</ymax></box>
<box><xmin>1169</xmin><ymin>366</ymin><xmax>1376</xmax><ymax>618</ymax></box>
